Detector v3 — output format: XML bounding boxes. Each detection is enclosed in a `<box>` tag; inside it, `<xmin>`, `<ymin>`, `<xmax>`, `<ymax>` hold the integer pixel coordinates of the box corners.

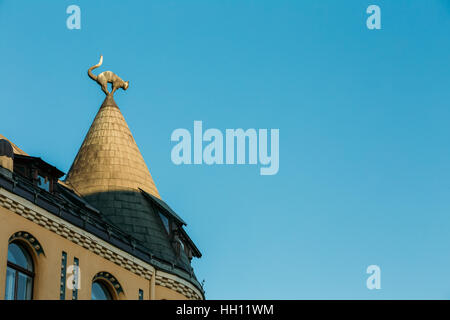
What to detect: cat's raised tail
<box><xmin>88</xmin><ymin>55</ymin><xmax>103</xmax><ymax>81</ymax></box>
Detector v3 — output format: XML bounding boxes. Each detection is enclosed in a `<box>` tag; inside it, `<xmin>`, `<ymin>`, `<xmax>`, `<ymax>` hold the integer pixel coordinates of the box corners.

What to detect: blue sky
<box><xmin>0</xmin><ymin>0</ymin><xmax>449</xmax><ymax>299</ymax></box>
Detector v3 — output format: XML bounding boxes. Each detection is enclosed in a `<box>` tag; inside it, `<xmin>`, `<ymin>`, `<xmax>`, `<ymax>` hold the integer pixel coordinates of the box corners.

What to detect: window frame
<box><xmin>91</xmin><ymin>279</ymin><xmax>115</xmax><ymax>300</ymax></box>
<box><xmin>37</xmin><ymin>174</ymin><xmax>51</xmax><ymax>192</ymax></box>
<box><xmin>159</xmin><ymin>211</ymin><xmax>171</xmax><ymax>234</ymax></box>
<box><xmin>91</xmin><ymin>272</ymin><xmax>124</xmax><ymax>300</ymax></box>
<box><xmin>5</xmin><ymin>242</ymin><xmax>35</xmax><ymax>300</ymax></box>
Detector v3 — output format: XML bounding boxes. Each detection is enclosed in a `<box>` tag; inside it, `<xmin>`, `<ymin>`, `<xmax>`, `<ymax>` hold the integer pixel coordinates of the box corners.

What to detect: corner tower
<box><xmin>65</xmin><ymin>57</ymin><xmax>202</xmax><ymax>296</ymax></box>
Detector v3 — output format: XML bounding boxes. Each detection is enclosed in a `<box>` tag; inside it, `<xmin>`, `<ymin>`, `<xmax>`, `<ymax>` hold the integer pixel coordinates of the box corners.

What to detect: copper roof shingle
<box><xmin>65</xmin><ymin>95</ymin><xmax>160</xmax><ymax>198</ymax></box>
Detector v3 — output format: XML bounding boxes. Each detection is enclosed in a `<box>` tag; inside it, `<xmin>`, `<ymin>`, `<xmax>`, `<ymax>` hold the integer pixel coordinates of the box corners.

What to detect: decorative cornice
<box><xmin>0</xmin><ymin>188</ymin><xmax>203</xmax><ymax>300</ymax></box>
<box><xmin>155</xmin><ymin>271</ymin><xmax>202</xmax><ymax>300</ymax></box>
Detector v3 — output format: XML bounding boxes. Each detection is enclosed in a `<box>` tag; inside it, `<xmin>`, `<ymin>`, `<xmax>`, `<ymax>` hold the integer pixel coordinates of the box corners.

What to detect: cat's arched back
<box><xmin>88</xmin><ymin>55</ymin><xmax>129</xmax><ymax>96</ymax></box>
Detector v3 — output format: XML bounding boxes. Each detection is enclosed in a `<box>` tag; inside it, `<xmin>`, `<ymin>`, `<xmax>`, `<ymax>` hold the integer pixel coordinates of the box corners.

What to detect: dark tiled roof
<box><xmin>140</xmin><ymin>188</ymin><xmax>187</xmax><ymax>226</ymax></box>
<box><xmin>14</xmin><ymin>154</ymin><xmax>65</xmax><ymax>178</ymax></box>
<box><xmin>82</xmin><ymin>188</ymin><xmax>193</xmax><ymax>270</ymax></box>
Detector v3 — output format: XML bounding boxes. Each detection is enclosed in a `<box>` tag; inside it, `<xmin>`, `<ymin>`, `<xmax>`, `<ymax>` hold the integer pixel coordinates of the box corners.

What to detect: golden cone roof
<box><xmin>65</xmin><ymin>95</ymin><xmax>160</xmax><ymax>199</ymax></box>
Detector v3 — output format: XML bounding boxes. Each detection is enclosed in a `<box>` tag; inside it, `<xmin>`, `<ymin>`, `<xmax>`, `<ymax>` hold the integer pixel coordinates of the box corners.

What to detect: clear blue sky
<box><xmin>0</xmin><ymin>0</ymin><xmax>449</xmax><ymax>299</ymax></box>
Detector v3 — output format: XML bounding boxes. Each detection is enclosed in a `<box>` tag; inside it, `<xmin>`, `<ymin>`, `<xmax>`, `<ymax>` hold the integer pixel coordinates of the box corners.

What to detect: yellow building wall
<box><xmin>0</xmin><ymin>204</ymin><xmax>195</xmax><ymax>300</ymax></box>
<box><xmin>155</xmin><ymin>285</ymin><xmax>189</xmax><ymax>300</ymax></box>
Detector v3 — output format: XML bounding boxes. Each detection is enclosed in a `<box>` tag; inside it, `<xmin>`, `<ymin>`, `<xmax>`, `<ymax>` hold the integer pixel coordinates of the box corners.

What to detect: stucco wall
<box><xmin>0</xmin><ymin>199</ymin><xmax>200</xmax><ymax>300</ymax></box>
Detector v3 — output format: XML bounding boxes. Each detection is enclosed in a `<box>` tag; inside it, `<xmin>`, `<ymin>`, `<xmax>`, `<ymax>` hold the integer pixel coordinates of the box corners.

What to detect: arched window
<box><xmin>91</xmin><ymin>280</ymin><xmax>113</xmax><ymax>300</ymax></box>
<box><xmin>91</xmin><ymin>271</ymin><xmax>123</xmax><ymax>300</ymax></box>
<box><xmin>5</xmin><ymin>242</ymin><xmax>34</xmax><ymax>300</ymax></box>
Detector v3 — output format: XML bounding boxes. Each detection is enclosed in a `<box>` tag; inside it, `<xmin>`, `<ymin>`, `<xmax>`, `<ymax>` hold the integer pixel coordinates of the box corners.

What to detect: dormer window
<box><xmin>12</xmin><ymin>155</ymin><xmax>65</xmax><ymax>194</ymax></box>
<box><xmin>37</xmin><ymin>175</ymin><xmax>50</xmax><ymax>192</ymax></box>
<box><xmin>140</xmin><ymin>189</ymin><xmax>202</xmax><ymax>260</ymax></box>
<box><xmin>178</xmin><ymin>238</ymin><xmax>185</xmax><ymax>251</ymax></box>
<box><xmin>159</xmin><ymin>212</ymin><xmax>170</xmax><ymax>234</ymax></box>
<box><xmin>33</xmin><ymin>169</ymin><xmax>53</xmax><ymax>192</ymax></box>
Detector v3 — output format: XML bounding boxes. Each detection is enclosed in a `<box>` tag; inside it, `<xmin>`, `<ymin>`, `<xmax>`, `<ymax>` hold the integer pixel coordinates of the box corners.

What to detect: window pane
<box><xmin>16</xmin><ymin>273</ymin><xmax>33</xmax><ymax>300</ymax></box>
<box><xmin>159</xmin><ymin>212</ymin><xmax>170</xmax><ymax>234</ymax></box>
<box><xmin>4</xmin><ymin>267</ymin><xmax>16</xmax><ymax>300</ymax></box>
<box><xmin>91</xmin><ymin>282</ymin><xmax>112</xmax><ymax>300</ymax></box>
<box><xmin>38</xmin><ymin>175</ymin><xmax>50</xmax><ymax>192</ymax></box>
<box><xmin>7</xmin><ymin>243</ymin><xmax>33</xmax><ymax>271</ymax></box>
<box><xmin>178</xmin><ymin>239</ymin><xmax>185</xmax><ymax>251</ymax></box>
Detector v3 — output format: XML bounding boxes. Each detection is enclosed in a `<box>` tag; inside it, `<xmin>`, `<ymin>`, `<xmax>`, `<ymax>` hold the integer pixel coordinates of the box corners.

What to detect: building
<box><xmin>0</xmin><ymin>85</ymin><xmax>204</xmax><ymax>300</ymax></box>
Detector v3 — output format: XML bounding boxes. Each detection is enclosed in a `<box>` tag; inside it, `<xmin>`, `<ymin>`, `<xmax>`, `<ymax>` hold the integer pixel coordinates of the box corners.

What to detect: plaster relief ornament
<box><xmin>88</xmin><ymin>55</ymin><xmax>130</xmax><ymax>96</ymax></box>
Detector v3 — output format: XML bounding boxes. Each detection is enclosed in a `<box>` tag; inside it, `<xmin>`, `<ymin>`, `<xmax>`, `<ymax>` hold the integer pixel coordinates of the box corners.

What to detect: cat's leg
<box><xmin>111</xmin><ymin>84</ymin><xmax>118</xmax><ymax>95</ymax></box>
<box><xmin>101</xmin><ymin>83</ymin><xmax>110</xmax><ymax>95</ymax></box>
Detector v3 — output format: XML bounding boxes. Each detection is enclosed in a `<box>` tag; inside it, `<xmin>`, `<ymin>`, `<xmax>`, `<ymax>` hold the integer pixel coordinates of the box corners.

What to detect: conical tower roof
<box><xmin>65</xmin><ymin>95</ymin><xmax>160</xmax><ymax>199</ymax></box>
<box><xmin>65</xmin><ymin>95</ymin><xmax>191</xmax><ymax>269</ymax></box>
